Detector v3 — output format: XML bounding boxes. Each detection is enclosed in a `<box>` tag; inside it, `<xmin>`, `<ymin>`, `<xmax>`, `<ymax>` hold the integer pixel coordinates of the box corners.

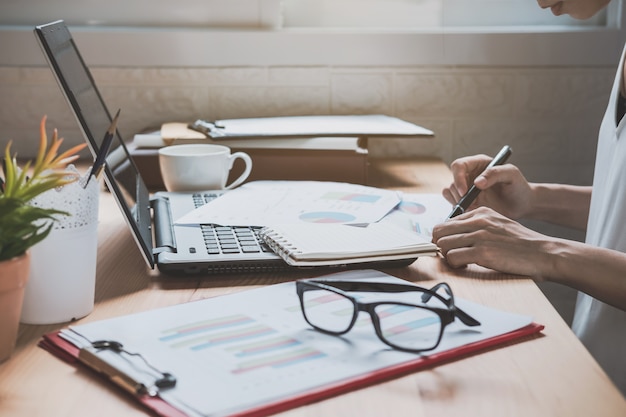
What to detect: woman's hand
<box><xmin>443</xmin><ymin>154</ymin><xmax>534</xmax><ymax>220</ymax></box>
<box><xmin>433</xmin><ymin>205</ymin><xmax>626</xmax><ymax>311</ymax></box>
<box><xmin>432</xmin><ymin>206</ymin><xmax>552</xmax><ymax>278</ymax></box>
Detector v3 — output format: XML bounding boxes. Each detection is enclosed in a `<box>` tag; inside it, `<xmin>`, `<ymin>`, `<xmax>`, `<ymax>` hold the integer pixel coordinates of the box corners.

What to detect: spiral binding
<box><xmin>259</xmin><ymin>227</ymin><xmax>302</xmax><ymax>264</ymax></box>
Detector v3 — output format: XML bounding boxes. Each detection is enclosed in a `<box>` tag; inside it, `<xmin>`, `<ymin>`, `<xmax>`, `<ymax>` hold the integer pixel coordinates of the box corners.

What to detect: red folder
<box><xmin>40</xmin><ymin>322</ymin><xmax>543</xmax><ymax>417</ymax></box>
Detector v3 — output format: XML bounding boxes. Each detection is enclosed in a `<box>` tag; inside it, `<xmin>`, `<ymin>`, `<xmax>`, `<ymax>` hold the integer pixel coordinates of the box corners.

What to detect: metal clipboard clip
<box><xmin>188</xmin><ymin>119</ymin><xmax>226</xmax><ymax>137</ymax></box>
<box><xmin>78</xmin><ymin>340</ymin><xmax>176</xmax><ymax>397</ymax></box>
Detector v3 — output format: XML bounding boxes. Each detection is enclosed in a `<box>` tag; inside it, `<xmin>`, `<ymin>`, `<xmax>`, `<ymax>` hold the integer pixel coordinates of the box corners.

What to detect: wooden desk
<box><xmin>1</xmin><ymin>158</ymin><xmax>625</xmax><ymax>417</ymax></box>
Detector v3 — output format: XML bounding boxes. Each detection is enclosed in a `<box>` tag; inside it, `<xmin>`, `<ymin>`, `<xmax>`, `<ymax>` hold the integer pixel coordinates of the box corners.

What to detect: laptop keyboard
<box><xmin>192</xmin><ymin>193</ymin><xmax>274</xmax><ymax>256</ymax></box>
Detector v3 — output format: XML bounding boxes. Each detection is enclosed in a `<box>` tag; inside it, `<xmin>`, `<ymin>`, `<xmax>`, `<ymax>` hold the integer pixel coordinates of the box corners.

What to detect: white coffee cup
<box><xmin>158</xmin><ymin>144</ymin><xmax>252</xmax><ymax>192</ymax></box>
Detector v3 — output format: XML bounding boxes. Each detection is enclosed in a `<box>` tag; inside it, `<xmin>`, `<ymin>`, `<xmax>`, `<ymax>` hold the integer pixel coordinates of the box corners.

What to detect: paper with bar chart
<box><xmin>174</xmin><ymin>180</ymin><xmax>402</xmax><ymax>227</ymax></box>
<box><xmin>59</xmin><ymin>270</ymin><xmax>536</xmax><ymax>417</ymax></box>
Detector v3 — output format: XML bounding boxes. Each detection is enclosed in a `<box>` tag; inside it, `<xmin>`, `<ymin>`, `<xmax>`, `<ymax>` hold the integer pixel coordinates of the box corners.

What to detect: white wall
<box><xmin>0</xmin><ymin>63</ymin><xmax>612</xmax><ymax>181</ymax></box>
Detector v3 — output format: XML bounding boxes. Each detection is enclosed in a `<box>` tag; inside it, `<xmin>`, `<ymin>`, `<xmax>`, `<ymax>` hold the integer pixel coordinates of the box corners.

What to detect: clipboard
<box><xmin>39</xmin><ymin>332</ymin><xmax>187</xmax><ymax>417</ymax></box>
<box><xmin>182</xmin><ymin>114</ymin><xmax>434</xmax><ymax>141</ymax></box>
<box><xmin>38</xmin><ymin>271</ymin><xmax>544</xmax><ymax>417</ymax></box>
<box><xmin>39</xmin><ymin>323</ymin><xmax>543</xmax><ymax>417</ymax></box>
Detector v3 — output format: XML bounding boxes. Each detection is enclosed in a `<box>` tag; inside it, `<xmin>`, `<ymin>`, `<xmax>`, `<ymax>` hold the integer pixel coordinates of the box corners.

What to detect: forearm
<box><xmin>541</xmin><ymin>238</ymin><xmax>626</xmax><ymax>311</ymax></box>
<box><xmin>526</xmin><ymin>183</ymin><xmax>592</xmax><ymax>230</ymax></box>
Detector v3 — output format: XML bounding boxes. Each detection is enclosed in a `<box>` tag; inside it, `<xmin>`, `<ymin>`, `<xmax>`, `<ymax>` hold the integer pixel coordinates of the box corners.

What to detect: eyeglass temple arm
<box><xmin>309</xmin><ymin>280</ymin><xmax>481</xmax><ymax>327</ymax></box>
<box><xmin>421</xmin><ymin>282</ymin><xmax>481</xmax><ymax>327</ymax></box>
<box><xmin>450</xmin><ymin>306</ymin><xmax>481</xmax><ymax>326</ymax></box>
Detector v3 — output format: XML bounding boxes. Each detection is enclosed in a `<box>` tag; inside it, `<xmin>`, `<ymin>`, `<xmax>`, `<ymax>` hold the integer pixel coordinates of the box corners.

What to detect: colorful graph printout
<box><xmin>299</xmin><ymin>211</ymin><xmax>357</xmax><ymax>223</ymax></box>
<box><xmin>159</xmin><ymin>314</ymin><xmax>328</xmax><ymax>375</ymax></box>
<box><xmin>397</xmin><ymin>201</ymin><xmax>426</xmax><ymax>215</ymax></box>
<box><xmin>232</xmin><ymin>345</ymin><xmax>326</xmax><ymax>374</ymax></box>
<box><xmin>174</xmin><ymin>180</ymin><xmax>402</xmax><ymax>226</ymax></box>
<box><xmin>378</xmin><ymin>193</ymin><xmax>451</xmax><ymax>239</ymax></box>
<box><xmin>59</xmin><ymin>270</ymin><xmax>536</xmax><ymax>417</ymax></box>
<box><xmin>321</xmin><ymin>192</ymin><xmax>381</xmax><ymax>203</ymax></box>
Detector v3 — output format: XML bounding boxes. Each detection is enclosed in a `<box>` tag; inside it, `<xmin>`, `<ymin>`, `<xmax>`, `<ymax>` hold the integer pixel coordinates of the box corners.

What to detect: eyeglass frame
<box><xmin>295</xmin><ymin>279</ymin><xmax>481</xmax><ymax>353</ymax></box>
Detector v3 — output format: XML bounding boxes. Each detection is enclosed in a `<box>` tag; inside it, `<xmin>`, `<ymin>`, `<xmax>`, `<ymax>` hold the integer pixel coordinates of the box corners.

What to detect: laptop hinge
<box><xmin>150</xmin><ymin>195</ymin><xmax>176</xmax><ymax>254</ymax></box>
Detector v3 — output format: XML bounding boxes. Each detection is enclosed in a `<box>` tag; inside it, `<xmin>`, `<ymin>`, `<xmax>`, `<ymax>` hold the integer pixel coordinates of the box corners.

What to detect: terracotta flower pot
<box><xmin>0</xmin><ymin>252</ymin><xmax>30</xmax><ymax>363</ymax></box>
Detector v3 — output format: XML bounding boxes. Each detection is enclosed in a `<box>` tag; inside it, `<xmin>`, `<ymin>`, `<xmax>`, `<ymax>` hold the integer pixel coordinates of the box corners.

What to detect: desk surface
<box><xmin>1</xmin><ymin>158</ymin><xmax>625</xmax><ymax>417</ymax></box>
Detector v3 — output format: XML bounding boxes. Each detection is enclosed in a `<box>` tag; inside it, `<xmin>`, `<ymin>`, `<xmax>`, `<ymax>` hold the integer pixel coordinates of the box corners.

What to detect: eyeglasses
<box><xmin>295</xmin><ymin>279</ymin><xmax>481</xmax><ymax>353</ymax></box>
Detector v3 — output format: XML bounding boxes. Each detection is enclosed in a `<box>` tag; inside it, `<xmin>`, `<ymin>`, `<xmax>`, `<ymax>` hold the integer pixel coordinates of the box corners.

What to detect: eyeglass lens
<box><xmin>302</xmin><ymin>288</ymin><xmax>355</xmax><ymax>333</ymax></box>
<box><xmin>373</xmin><ymin>303</ymin><xmax>442</xmax><ymax>351</ymax></box>
<box><xmin>301</xmin><ymin>286</ymin><xmax>444</xmax><ymax>351</ymax></box>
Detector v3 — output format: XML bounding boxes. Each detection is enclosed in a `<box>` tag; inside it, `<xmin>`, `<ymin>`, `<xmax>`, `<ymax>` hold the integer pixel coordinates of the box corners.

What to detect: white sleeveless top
<box><xmin>571</xmin><ymin>44</ymin><xmax>626</xmax><ymax>396</ymax></box>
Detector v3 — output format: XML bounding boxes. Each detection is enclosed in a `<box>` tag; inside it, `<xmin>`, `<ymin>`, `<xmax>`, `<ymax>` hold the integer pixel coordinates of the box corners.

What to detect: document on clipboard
<box><xmin>186</xmin><ymin>114</ymin><xmax>434</xmax><ymax>141</ymax></box>
<box><xmin>39</xmin><ymin>270</ymin><xmax>543</xmax><ymax>417</ymax></box>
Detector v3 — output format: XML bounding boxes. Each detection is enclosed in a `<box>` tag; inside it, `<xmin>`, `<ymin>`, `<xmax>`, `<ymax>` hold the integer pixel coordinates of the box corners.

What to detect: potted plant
<box><xmin>0</xmin><ymin>115</ymin><xmax>85</xmax><ymax>362</ymax></box>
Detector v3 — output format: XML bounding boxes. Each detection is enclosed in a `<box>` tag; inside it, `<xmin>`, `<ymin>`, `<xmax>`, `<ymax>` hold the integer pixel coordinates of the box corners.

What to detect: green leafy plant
<box><xmin>0</xmin><ymin>116</ymin><xmax>86</xmax><ymax>262</ymax></box>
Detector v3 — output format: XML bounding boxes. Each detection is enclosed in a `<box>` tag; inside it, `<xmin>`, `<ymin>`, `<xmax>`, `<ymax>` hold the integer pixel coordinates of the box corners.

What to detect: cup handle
<box><xmin>225</xmin><ymin>152</ymin><xmax>253</xmax><ymax>190</ymax></box>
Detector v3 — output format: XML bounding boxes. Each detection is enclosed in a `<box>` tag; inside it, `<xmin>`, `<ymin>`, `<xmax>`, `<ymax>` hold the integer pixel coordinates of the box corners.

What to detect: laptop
<box><xmin>33</xmin><ymin>20</ymin><xmax>292</xmax><ymax>275</ymax></box>
<box><xmin>34</xmin><ymin>20</ymin><xmax>416</xmax><ymax>275</ymax></box>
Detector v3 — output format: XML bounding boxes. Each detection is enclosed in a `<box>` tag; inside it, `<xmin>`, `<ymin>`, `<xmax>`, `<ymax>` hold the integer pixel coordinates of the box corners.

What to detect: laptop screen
<box><xmin>34</xmin><ymin>20</ymin><xmax>155</xmax><ymax>267</ymax></box>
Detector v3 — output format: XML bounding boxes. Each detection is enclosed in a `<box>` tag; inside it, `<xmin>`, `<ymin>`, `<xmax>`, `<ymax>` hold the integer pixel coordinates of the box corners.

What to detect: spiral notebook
<box><xmin>259</xmin><ymin>223</ymin><xmax>438</xmax><ymax>267</ymax></box>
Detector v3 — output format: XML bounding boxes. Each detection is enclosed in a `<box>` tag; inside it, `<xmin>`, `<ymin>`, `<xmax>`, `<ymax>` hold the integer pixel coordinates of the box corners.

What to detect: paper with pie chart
<box><xmin>174</xmin><ymin>180</ymin><xmax>402</xmax><ymax>227</ymax></box>
<box><xmin>378</xmin><ymin>193</ymin><xmax>452</xmax><ymax>238</ymax></box>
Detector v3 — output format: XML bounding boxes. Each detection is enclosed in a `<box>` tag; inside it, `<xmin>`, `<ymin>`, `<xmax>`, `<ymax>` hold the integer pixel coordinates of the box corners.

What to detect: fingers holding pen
<box><xmin>445</xmin><ymin>162</ymin><xmax>532</xmax><ymax>220</ymax></box>
<box><xmin>442</xmin><ymin>185</ymin><xmax>460</xmax><ymax>206</ymax></box>
<box><xmin>449</xmin><ymin>155</ymin><xmax>492</xmax><ymax>193</ymax></box>
<box><xmin>443</xmin><ymin>162</ymin><xmax>507</xmax><ymax>211</ymax></box>
<box><xmin>473</xmin><ymin>163</ymin><xmax>515</xmax><ymax>189</ymax></box>
<box><xmin>445</xmin><ymin>145</ymin><xmax>512</xmax><ymax>208</ymax></box>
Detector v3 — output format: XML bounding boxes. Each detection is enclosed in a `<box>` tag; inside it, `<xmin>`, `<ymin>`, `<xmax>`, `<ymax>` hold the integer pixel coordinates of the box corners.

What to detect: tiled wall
<box><xmin>0</xmin><ymin>64</ymin><xmax>614</xmax><ymax>220</ymax></box>
<box><xmin>1</xmin><ymin>65</ymin><xmax>614</xmax><ymax>179</ymax></box>
<box><xmin>0</xmin><ymin>64</ymin><xmax>616</xmax><ymax>322</ymax></box>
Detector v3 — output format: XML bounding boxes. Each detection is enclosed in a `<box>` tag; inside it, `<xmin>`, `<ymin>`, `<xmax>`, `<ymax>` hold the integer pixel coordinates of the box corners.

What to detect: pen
<box><xmin>85</xmin><ymin>109</ymin><xmax>120</xmax><ymax>187</ymax></box>
<box><xmin>446</xmin><ymin>145</ymin><xmax>512</xmax><ymax>220</ymax></box>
